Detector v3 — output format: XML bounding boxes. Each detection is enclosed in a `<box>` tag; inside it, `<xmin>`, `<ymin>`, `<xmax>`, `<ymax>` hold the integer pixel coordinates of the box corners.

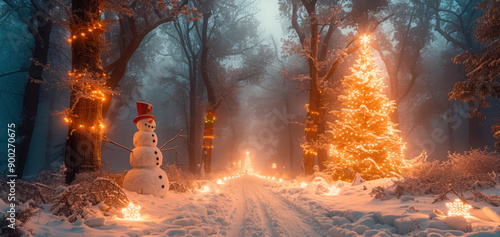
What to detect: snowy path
<box><xmin>225</xmin><ymin>176</ymin><xmax>326</xmax><ymax>237</ymax></box>
<box><xmin>15</xmin><ymin>175</ymin><xmax>500</xmax><ymax>236</ymax></box>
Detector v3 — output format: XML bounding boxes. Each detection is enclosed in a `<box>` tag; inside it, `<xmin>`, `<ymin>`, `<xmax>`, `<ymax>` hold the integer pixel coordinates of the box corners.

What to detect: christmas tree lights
<box><xmin>327</xmin><ymin>34</ymin><xmax>406</xmax><ymax>181</ymax></box>
<box><xmin>242</xmin><ymin>152</ymin><xmax>254</xmax><ymax>175</ymax></box>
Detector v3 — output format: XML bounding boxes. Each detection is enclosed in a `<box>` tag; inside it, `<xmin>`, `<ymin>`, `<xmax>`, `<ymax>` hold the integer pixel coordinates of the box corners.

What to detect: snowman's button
<box><xmin>156</xmin><ymin>163</ymin><xmax>159</xmax><ymax>165</ymax></box>
<box><xmin>162</xmin><ymin>185</ymin><xmax>165</xmax><ymax>188</ymax></box>
<box><xmin>155</xmin><ymin>151</ymin><xmax>158</xmax><ymax>154</ymax></box>
<box><xmin>153</xmin><ymin>140</ymin><xmax>156</xmax><ymax>143</ymax></box>
<box><xmin>159</xmin><ymin>175</ymin><xmax>162</xmax><ymax>179</ymax></box>
<box><xmin>156</xmin><ymin>157</ymin><xmax>159</xmax><ymax>160</ymax></box>
<box><xmin>152</xmin><ymin>134</ymin><xmax>154</xmax><ymax>137</ymax></box>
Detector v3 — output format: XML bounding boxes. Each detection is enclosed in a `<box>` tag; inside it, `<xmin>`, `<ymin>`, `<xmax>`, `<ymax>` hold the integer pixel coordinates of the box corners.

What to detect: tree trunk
<box><xmin>202</xmin><ymin>109</ymin><xmax>215</xmax><ymax>174</ymax></box>
<box><xmin>188</xmin><ymin>64</ymin><xmax>198</xmax><ymax>173</ymax></box>
<box><xmin>15</xmin><ymin>14</ymin><xmax>52</xmax><ymax>179</ymax></box>
<box><xmin>199</xmin><ymin>8</ymin><xmax>217</xmax><ymax>175</ymax></box>
<box><xmin>303</xmin><ymin>8</ymin><xmax>320</xmax><ymax>175</ymax></box>
<box><xmin>286</xmin><ymin>99</ymin><xmax>294</xmax><ymax>171</ymax></box>
<box><xmin>468</xmin><ymin>115</ymin><xmax>483</xmax><ymax>149</ymax></box>
<box><xmin>65</xmin><ymin>0</ymin><xmax>103</xmax><ymax>184</ymax></box>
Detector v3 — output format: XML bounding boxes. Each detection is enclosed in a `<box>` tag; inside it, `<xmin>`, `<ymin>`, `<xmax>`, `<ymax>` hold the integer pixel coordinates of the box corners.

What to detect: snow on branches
<box><xmin>326</xmin><ymin>34</ymin><xmax>406</xmax><ymax>182</ymax></box>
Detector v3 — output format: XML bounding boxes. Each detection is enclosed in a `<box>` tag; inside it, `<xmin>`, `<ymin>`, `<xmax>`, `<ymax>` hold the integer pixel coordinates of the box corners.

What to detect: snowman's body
<box><xmin>123</xmin><ymin>118</ymin><xmax>169</xmax><ymax>197</ymax></box>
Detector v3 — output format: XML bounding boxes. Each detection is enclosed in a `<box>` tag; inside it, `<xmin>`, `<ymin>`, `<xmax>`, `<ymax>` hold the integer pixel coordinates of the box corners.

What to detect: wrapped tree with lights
<box><xmin>64</xmin><ymin>0</ymin><xmax>109</xmax><ymax>184</ymax></box>
<box><xmin>327</xmin><ymin>34</ymin><xmax>406</xmax><ymax>181</ymax></box>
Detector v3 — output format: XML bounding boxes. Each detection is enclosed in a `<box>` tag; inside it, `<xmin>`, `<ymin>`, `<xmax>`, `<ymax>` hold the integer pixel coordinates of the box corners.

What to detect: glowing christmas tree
<box><xmin>242</xmin><ymin>152</ymin><xmax>254</xmax><ymax>175</ymax></box>
<box><xmin>328</xmin><ymin>34</ymin><xmax>406</xmax><ymax>181</ymax></box>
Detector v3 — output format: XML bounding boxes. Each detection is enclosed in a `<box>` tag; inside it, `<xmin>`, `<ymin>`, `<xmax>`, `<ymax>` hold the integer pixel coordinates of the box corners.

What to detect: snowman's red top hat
<box><xmin>133</xmin><ymin>102</ymin><xmax>155</xmax><ymax>123</ymax></box>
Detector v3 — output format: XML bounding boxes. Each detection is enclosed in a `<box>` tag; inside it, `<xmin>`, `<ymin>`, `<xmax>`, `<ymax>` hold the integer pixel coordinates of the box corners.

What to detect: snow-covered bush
<box><xmin>88</xmin><ymin>178</ymin><xmax>129</xmax><ymax>209</ymax></box>
<box><xmin>162</xmin><ymin>164</ymin><xmax>199</xmax><ymax>192</ymax></box>
<box><xmin>50</xmin><ymin>185</ymin><xmax>88</xmax><ymax>223</ymax></box>
<box><xmin>72</xmin><ymin>162</ymin><xmax>125</xmax><ymax>187</ymax></box>
<box><xmin>371</xmin><ymin>149</ymin><xmax>500</xmax><ymax>200</ymax></box>
<box><xmin>393</xmin><ymin>149</ymin><xmax>500</xmax><ymax>197</ymax></box>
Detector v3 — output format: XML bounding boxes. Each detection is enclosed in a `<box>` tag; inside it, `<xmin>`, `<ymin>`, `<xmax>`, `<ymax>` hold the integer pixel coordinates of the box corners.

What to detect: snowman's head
<box><xmin>136</xmin><ymin>118</ymin><xmax>156</xmax><ymax>131</ymax></box>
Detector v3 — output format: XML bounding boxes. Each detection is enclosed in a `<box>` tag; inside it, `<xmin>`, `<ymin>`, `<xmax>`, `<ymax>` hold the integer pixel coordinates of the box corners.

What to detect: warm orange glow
<box><xmin>68</xmin><ymin>38</ymin><xmax>72</xmax><ymax>42</ymax></box>
<box><xmin>200</xmin><ymin>186</ymin><xmax>210</xmax><ymax>193</ymax></box>
<box><xmin>360</xmin><ymin>34</ymin><xmax>371</xmax><ymax>46</ymax></box>
<box><xmin>272</xmin><ymin>163</ymin><xmax>277</xmax><ymax>169</ymax></box>
<box><xmin>79</xmin><ymin>124</ymin><xmax>83</xmax><ymax>128</ymax></box>
<box><xmin>81</xmin><ymin>33</ymin><xmax>85</xmax><ymax>36</ymax></box>
<box><xmin>446</xmin><ymin>199</ymin><xmax>471</xmax><ymax>217</ymax></box>
<box><xmin>122</xmin><ymin>202</ymin><xmax>141</xmax><ymax>220</ymax></box>
<box><xmin>64</xmin><ymin>117</ymin><xmax>70</xmax><ymax>123</ymax></box>
<box><xmin>326</xmin><ymin>186</ymin><xmax>341</xmax><ymax>196</ymax></box>
<box><xmin>327</xmin><ymin>33</ymin><xmax>406</xmax><ymax>181</ymax></box>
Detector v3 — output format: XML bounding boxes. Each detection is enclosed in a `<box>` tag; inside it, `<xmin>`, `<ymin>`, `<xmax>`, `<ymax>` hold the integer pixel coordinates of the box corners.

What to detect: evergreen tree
<box><xmin>327</xmin><ymin>34</ymin><xmax>406</xmax><ymax>181</ymax></box>
<box><xmin>242</xmin><ymin>152</ymin><xmax>254</xmax><ymax>175</ymax></box>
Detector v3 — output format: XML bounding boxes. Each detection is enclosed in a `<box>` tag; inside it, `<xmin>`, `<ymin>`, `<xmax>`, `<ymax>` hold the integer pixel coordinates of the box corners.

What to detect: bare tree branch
<box><xmin>160</xmin><ymin>129</ymin><xmax>187</xmax><ymax>149</ymax></box>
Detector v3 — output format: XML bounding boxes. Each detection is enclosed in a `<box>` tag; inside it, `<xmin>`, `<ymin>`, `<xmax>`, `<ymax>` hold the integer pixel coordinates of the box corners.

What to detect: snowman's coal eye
<box><xmin>144</xmin><ymin>123</ymin><xmax>147</xmax><ymax>126</ymax></box>
<box><xmin>162</xmin><ymin>185</ymin><xmax>165</xmax><ymax>188</ymax></box>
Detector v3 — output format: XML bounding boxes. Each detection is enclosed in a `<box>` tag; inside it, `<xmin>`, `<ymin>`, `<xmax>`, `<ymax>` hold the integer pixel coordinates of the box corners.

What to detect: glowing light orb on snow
<box><xmin>446</xmin><ymin>199</ymin><xmax>471</xmax><ymax>217</ymax></box>
<box><xmin>300</xmin><ymin>182</ymin><xmax>308</xmax><ymax>188</ymax></box>
<box><xmin>272</xmin><ymin>177</ymin><xmax>275</xmax><ymax>180</ymax></box>
<box><xmin>326</xmin><ymin>186</ymin><xmax>341</xmax><ymax>196</ymax></box>
<box><xmin>217</xmin><ymin>179</ymin><xmax>223</xmax><ymax>185</ymax></box>
<box><xmin>279</xmin><ymin>178</ymin><xmax>283</xmax><ymax>182</ymax></box>
<box><xmin>200</xmin><ymin>186</ymin><xmax>211</xmax><ymax>193</ymax></box>
<box><xmin>122</xmin><ymin>202</ymin><xmax>141</xmax><ymax>220</ymax></box>
<box><xmin>224</xmin><ymin>177</ymin><xmax>227</xmax><ymax>181</ymax></box>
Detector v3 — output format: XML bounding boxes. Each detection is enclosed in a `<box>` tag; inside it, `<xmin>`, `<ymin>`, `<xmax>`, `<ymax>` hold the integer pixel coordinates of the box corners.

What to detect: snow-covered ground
<box><xmin>5</xmin><ymin>175</ymin><xmax>500</xmax><ymax>236</ymax></box>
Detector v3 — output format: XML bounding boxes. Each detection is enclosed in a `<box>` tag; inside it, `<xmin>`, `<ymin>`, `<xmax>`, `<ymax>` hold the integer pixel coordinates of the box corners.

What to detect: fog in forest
<box><xmin>0</xmin><ymin>0</ymin><xmax>498</xmax><ymax>178</ymax></box>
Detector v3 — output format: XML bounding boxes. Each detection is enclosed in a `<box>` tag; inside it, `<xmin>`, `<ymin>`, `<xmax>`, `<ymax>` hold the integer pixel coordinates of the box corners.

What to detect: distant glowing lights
<box><xmin>301</xmin><ymin>182</ymin><xmax>308</xmax><ymax>188</ymax></box>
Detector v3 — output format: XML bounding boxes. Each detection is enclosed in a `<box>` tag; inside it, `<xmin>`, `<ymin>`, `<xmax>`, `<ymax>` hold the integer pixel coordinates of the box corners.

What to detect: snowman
<box><xmin>121</xmin><ymin>102</ymin><xmax>169</xmax><ymax>197</ymax></box>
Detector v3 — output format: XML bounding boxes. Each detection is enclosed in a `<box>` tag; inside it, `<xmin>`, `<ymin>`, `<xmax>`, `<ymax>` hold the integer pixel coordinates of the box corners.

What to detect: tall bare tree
<box><xmin>3</xmin><ymin>0</ymin><xmax>53</xmax><ymax>178</ymax></box>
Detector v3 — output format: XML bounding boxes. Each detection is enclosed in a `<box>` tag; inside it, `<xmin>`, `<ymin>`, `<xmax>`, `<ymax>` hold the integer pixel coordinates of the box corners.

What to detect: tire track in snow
<box><xmin>225</xmin><ymin>176</ymin><xmax>326</xmax><ymax>237</ymax></box>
